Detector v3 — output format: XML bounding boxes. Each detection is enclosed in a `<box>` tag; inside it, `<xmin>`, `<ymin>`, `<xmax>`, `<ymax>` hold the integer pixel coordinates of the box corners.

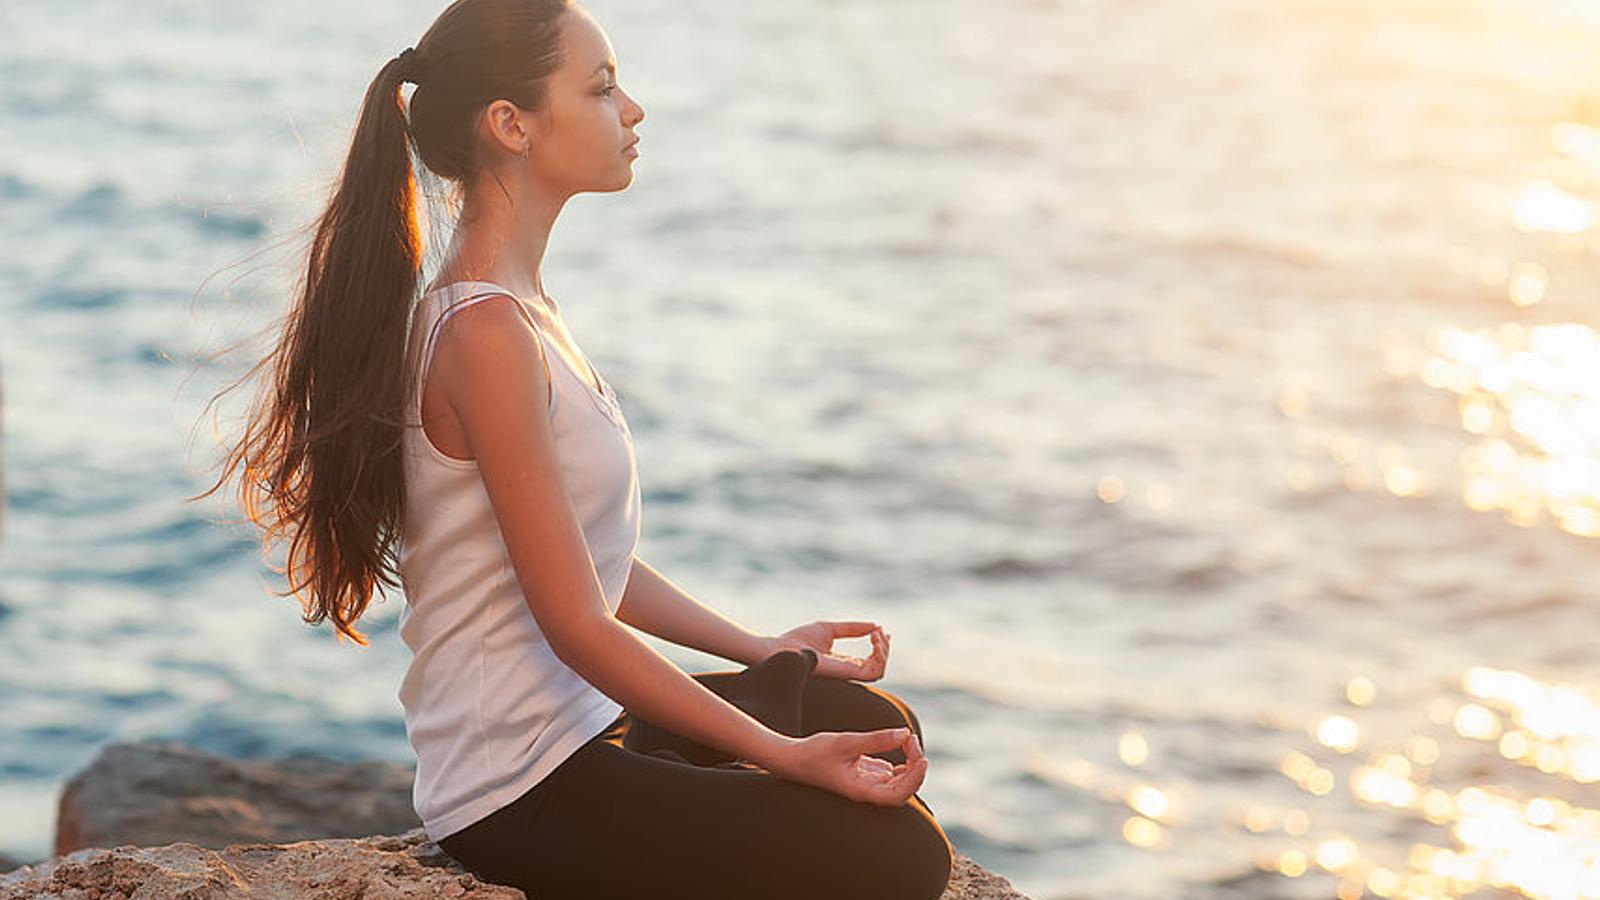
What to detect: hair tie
<box><xmin>396</xmin><ymin>46</ymin><xmax>423</xmax><ymax>84</ymax></box>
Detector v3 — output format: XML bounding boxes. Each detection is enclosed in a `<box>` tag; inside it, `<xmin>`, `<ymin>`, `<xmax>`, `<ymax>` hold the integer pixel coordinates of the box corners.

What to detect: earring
<box><xmin>521</xmin><ymin>144</ymin><xmax>530</xmax><ymax>161</ymax></box>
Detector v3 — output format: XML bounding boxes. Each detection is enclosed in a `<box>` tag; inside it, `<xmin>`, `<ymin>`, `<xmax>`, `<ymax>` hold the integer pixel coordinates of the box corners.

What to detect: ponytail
<box><xmin>193</xmin><ymin>0</ymin><xmax>572</xmax><ymax>646</ymax></box>
<box><xmin>191</xmin><ymin>55</ymin><xmax>423</xmax><ymax>646</ymax></box>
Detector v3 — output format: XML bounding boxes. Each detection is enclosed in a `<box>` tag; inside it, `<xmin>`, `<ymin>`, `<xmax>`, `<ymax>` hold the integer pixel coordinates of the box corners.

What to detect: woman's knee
<box><xmin>879</xmin><ymin>689</ymin><xmax>925</xmax><ymax>744</ymax></box>
<box><xmin>802</xmin><ymin>680</ymin><xmax>923</xmax><ymax>734</ymax></box>
<box><xmin>862</xmin><ymin>802</ymin><xmax>954</xmax><ymax>900</ymax></box>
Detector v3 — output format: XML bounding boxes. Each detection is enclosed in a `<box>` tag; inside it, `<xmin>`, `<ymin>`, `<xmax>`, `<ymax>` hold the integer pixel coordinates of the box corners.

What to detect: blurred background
<box><xmin>5</xmin><ymin>0</ymin><xmax>1600</xmax><ymax>897</ymax></box>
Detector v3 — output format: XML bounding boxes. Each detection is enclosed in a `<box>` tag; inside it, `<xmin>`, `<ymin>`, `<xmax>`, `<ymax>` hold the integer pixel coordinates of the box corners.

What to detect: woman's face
<box><xmin>524</xmin><ymin>6</ymin><xmax>645</xmax><ymax>194</ymax></box>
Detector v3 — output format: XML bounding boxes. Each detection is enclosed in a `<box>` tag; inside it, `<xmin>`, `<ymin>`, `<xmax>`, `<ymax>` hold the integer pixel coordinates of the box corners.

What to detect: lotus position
<box><xmin>201</xmin><ymin>1</ymin><xmax>952</xmax><ymax>897</ymax></box>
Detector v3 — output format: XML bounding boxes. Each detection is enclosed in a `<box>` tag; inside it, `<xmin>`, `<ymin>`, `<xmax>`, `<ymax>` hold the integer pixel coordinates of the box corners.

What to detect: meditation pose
<box><xmin>201</xmin><ymin>1</ymin><xmax>953</xmax><ymax>896</ymax></box>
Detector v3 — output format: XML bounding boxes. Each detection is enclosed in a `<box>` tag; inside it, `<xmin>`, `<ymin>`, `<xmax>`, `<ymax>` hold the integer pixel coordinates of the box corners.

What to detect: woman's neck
<box><xmin>434</xmin><ymin>177</ymin><xmax>569</xmax><ymax>304</ymax></box>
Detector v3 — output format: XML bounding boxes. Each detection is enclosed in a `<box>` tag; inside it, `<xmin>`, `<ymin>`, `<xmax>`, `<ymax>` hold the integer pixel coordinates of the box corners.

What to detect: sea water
<box><xmin>4</xmin><ymin>0</ymin><xmax>1600</xmax><ymax>897</ymax></box>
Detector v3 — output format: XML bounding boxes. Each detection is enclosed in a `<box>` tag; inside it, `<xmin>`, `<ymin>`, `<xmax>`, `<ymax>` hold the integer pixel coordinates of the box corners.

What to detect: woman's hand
<box><xmin>762</xmin><ymin>726</ymin><xmax>927</xmax><ymax>806</ymax></box>
<box><xmin>766</xmin><ymin>621</ymin><xmax>890</xmax><ymax>681</ymax></box>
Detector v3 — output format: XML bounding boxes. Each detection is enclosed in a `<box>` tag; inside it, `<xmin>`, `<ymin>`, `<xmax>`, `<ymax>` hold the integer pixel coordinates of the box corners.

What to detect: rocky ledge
<box><xmin>0</xmin><ymin>741</ymin><xmax>1029</xmax><ymax>899</ymax></box>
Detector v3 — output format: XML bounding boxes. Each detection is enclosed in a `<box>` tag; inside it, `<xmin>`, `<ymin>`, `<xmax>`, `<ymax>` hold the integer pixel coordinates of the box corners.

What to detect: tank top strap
<box><xmin>417</xmin><ymin>285</ymin><xmax>557</xmax><ymax>413</ymax></box>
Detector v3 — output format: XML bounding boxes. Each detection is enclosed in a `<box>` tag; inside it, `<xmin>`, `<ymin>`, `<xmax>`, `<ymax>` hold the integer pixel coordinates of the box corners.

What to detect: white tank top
<box><xmin>395</xmin><ymin>280</ymin><xmax>640</xmax><ymax>842</ymax></box>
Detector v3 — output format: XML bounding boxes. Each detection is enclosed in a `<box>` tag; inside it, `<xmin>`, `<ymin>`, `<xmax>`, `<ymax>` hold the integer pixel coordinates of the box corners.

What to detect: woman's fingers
<box><xmin>854</xmin><ymin>733</ymin><xmax>928</xmax><ymax>805</ymax></box>
<box><xmin>886</xmin><ymin>732</ymin><xmax>926</xmax><ymax>798</ymax></box>
<box><xmin>856</xmin><ymin>755</ymin><xmax>895</xmax><ymax>778</ymax></box>
<box><xmin>827</xmin><ymin>621</ymin><xmax>880</xmax><ymax>637</ymax></box>
<box><xmin>905</xmin><ymin>753</ymin><xmax>928</xmax><ymax>790</ymax></box>
<box><xmin>855</xmin><ymin>763</ymin><xmax>894</xmax><ymax>786</ymax></box>
<box><xmin>871</xmin><ymin>755</ymin><xmax>926</xmax><ymax>803</ymax></box>
<box><xmin>805</xmin><ymin>727</ymin><xmax>926</xmax><ymax>805</ymax></box>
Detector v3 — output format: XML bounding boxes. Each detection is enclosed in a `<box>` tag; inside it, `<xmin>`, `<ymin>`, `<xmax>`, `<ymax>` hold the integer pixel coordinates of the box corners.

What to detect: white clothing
<box><xmin>395</xmin><ymin>280</ymin><xmax>641</xmax><ymax>841</ymax></box>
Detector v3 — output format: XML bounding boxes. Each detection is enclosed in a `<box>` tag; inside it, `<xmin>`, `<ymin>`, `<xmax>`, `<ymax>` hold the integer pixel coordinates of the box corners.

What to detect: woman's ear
<box><xmin>479</xmin><ymin>99</ymin><xmax>532</xmax><ymax>158</ymax></box>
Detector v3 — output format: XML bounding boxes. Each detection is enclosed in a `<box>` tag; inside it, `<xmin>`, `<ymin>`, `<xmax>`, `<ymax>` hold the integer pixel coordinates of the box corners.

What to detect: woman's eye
<box><xmin>599</xmin><ymin>83</ymin><xmax>616</xmax><ymax>96</ymax></box>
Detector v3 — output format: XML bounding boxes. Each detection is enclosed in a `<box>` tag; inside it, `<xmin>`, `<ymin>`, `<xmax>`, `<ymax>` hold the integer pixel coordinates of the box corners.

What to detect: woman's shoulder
<box><xmin>431</xmin><ymin>293</ymin><xmax>541</xmax><ymax>355</ymax></box>
<box><xmin>426</xmin><ymin>293</ymin><xmax>554</xmax><ymax>401</ymax></box>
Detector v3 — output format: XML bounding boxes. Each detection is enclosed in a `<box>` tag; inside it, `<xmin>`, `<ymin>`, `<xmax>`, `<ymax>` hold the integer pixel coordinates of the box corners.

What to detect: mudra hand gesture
<box><xmin>757</xmin><ymin>621</ymin><xmax>925</xmax><ymax>805</ymax></box>
<box><xmin>772</xmin><ymin>724</ymin><xmax>927</xmax><ymax>806</ymax></box>
<box><xmin>765</xmin><ymin>620</ymin><xmax>890</xmax><ymax>681</ymax></box>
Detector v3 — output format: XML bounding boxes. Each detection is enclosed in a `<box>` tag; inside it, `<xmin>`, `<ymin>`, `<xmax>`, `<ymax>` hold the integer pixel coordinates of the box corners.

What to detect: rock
<box><xmin>944</xmin><ymin>854</ymin><xmax>1032</xmax><ymax>900</ymax></box>
<box><xmin>0</xmin><ymin>827</ymin><xmax>1030</xmax><ymax>899</ymax></box>
<box><xmin>0</xmin><ymin>827</ymin><xmax>515</xmax><ymax>899</ymax></box>
<box><xmin>0</xmin><ymin>854</ymin><xmax>21</xmax><ymax>876</ymax></box>
<box><xmin>53</xmin><ymin>741</ymin><xmax>420</xmax><ymax>856</ymax></box>
<box><xmin>6</xmin><ymin>739</ymin><xmax>1031</xmax><ymax>898</ymax></box>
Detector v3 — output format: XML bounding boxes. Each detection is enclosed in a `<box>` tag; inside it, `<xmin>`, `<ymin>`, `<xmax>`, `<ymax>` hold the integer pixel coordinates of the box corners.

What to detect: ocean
<box><xmin>4</xmin><ymin>0</ymin><xmax>1600</xmax><ymax>896</ymax></box>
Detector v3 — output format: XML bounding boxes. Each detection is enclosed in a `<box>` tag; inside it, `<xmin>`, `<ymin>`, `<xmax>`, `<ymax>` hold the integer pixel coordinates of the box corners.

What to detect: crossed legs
<box><xmin>438</xmin><ymin>649</ymin><xmax>952</xmax><ymax>900</ymax></box>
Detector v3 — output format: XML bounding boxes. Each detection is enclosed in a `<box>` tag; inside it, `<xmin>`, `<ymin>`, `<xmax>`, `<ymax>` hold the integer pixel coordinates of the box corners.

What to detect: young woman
<box><xmin>200</xmin><ymin>0</ymin><xmax>952</xmax><ymax>896</ymax></box>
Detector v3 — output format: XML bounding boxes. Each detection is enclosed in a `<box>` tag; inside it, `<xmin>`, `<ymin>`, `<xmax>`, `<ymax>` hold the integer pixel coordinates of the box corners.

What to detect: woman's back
<box><xmin>395</xmin><ymin>279</ymin><xmax>642</xmax><ymax>842</ymax></box>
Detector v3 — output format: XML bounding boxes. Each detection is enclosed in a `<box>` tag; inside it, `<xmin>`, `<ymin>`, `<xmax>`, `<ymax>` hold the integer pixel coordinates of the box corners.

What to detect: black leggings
<box><xmin>437</xmin><ymin>649</ymin><xmax>953</xmax><ymax>900</ymax></box>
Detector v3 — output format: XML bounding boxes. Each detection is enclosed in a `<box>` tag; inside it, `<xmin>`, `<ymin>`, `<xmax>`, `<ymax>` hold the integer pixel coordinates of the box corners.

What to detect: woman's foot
<box><xmin>718</xmin><ymin>647</ymin><xmax>818</xmax><ymax>738</ymax></box>
<box><xmin>623</xmin><ymin>648</ymin><xmax>819</xmax><ymax>766</ymax></box>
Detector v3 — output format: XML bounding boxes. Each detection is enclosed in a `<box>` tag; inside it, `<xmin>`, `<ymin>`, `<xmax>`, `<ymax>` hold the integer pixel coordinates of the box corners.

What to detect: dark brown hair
<box><xmin>190</xmin><ymin>0</ymin><xmax>573</xmax><ymax>646</ymax></box>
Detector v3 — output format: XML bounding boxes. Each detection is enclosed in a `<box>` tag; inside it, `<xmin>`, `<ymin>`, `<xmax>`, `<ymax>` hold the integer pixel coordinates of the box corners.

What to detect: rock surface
<box><xmin>0</xmin><ymin>829</ymin><xmax>511</xmax><ymax>900</ymax></box>
<box><xmin>0</xmin><ymin>827</ymin><xmax>1030</xmax><ymax>899</ymax></box>
<box><xmin>52</xmin><ymin>741</ymin><xmax>419</xmax><ymax>857</ymax></box>
<box><xmin>0</xmin><ymin>740</ymin><xmax>1031</xmax><ymax>899</ymax></box>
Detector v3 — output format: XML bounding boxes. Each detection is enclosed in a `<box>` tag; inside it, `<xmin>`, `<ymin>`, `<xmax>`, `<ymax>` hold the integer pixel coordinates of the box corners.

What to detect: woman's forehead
<box><xmin>561</xmin><ymin>9</ymin><xmax>616</xmax><ymax>73</ymax></box>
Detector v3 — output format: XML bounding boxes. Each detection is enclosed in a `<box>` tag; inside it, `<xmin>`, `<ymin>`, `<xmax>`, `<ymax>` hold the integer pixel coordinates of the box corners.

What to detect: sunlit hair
<box><xmin>190</xmin><ymin>0</ymin><xmax>573</xmax><ymax>646</ymax></box>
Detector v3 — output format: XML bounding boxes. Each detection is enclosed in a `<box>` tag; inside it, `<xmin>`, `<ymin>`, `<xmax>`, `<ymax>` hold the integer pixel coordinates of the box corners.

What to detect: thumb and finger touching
<box><xmin>844</xmin><ymin>727</ymin><xmax>926</xmax><ymax>804</ymax></box>
<box><xmin>825</xmin><ymin>620</ymin><xmax>881</xmax><ymax>638</ymax></box>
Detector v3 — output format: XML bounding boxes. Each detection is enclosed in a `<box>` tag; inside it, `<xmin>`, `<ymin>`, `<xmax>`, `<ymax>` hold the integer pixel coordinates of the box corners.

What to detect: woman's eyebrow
<box><xmin>590</xmin><ymin>61</ymin><xmax>616</xmax><ymax>77</ymax></box>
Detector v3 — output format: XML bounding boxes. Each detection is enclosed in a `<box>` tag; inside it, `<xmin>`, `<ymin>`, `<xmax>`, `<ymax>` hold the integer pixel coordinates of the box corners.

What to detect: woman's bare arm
<box><xmin>615</xmin><ymin>555</ymin><xmax>775</xmax><ymax>666</ymax></box>
<box><xmin>430</xmin><ymin>296</ymin><xmax>796</xmax><ymax>768</ymax></box>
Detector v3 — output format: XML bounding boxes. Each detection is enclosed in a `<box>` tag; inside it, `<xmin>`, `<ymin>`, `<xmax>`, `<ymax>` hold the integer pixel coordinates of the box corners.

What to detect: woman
<box><xmin>199</xmin><ymin>0</ymin><xmax>952</xmax><ymax>896</ymax></box>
